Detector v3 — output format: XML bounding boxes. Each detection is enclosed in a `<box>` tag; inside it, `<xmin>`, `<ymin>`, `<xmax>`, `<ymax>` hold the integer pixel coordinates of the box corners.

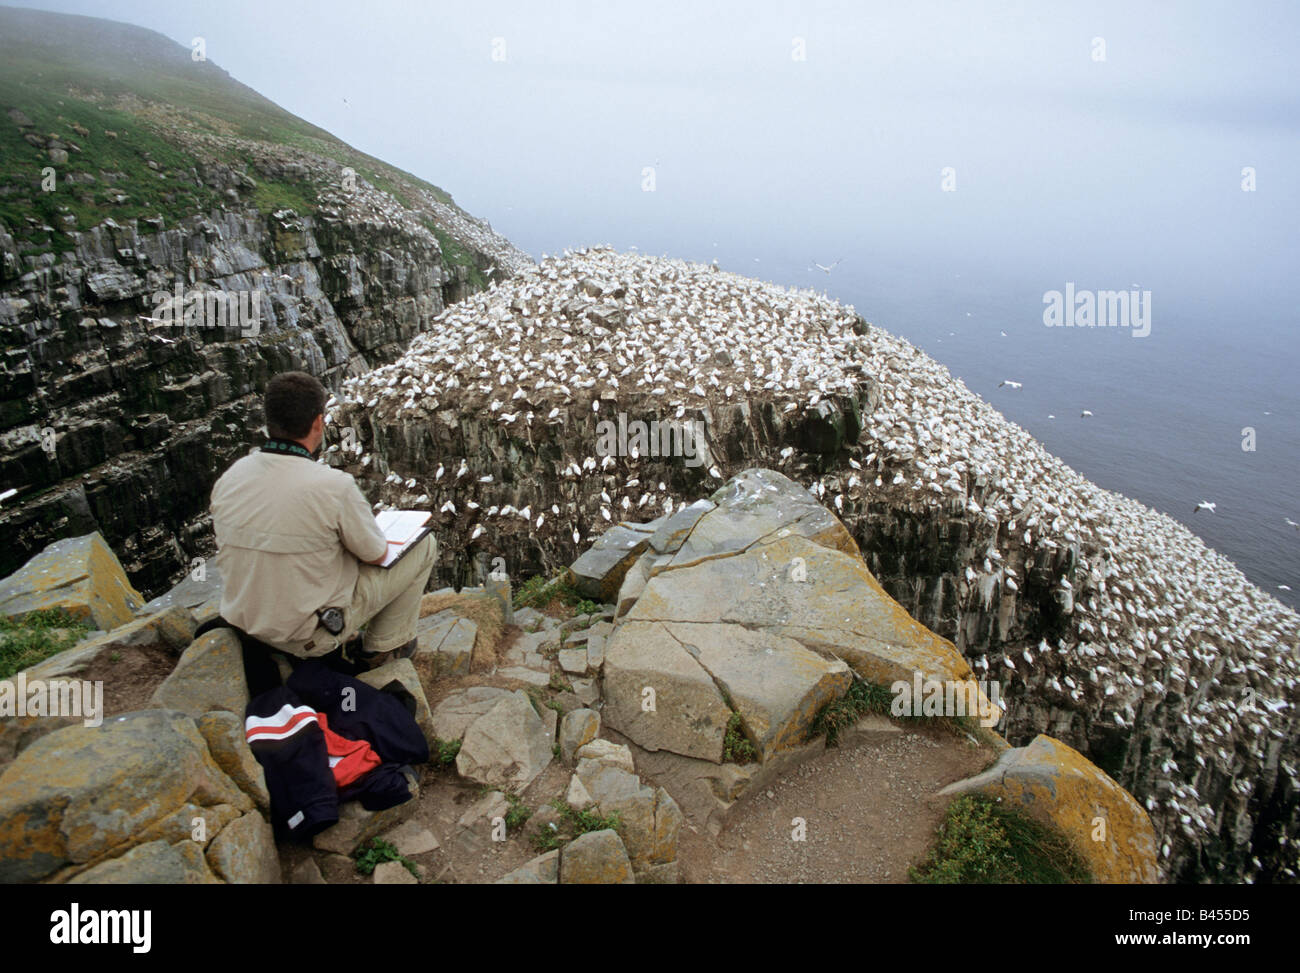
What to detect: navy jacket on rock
<box><xmin>244</xmin><ymin>660</ymin><xmax>428</xmax><ymax>840</ymax></box>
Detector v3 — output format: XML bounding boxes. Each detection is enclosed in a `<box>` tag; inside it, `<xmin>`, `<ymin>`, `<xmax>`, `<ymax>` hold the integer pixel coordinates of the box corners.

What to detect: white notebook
<box><xmin>374</xmin><ymin>510</ymin><xmax>433</xmax><ymax>568</ymax></box>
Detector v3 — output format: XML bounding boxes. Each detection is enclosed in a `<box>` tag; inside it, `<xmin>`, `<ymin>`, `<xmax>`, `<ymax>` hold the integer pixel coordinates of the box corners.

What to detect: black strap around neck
<box><xmin>260</xmin><ymin>438</ymin><xmax>314</xmax><ymax>460</ymax></box>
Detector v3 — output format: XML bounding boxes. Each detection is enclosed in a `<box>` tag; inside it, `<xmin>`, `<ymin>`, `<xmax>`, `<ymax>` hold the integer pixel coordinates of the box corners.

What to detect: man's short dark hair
<box><xmin>264</xmin><ymin>371</ymin><xmax>326</xmax><ymax>440</ymax></box>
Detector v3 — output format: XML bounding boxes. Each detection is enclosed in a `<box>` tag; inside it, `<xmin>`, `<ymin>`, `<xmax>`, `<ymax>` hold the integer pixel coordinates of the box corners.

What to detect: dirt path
<box><xmin>677</xmin><ymin>724</ymin><xmax>996</xmax><ymax>884</ymax></box>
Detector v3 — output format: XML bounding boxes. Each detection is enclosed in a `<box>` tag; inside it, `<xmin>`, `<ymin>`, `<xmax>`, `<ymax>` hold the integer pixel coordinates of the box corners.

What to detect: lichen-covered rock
<box><xmin>940</xmin><ymin>734</ymin><xmax>1159</xmax><ymax>884</ymax></box>
<box><xmin>205</xmin><ymin>812</ymin><xmax>281</xmax><ymax>883</ymax></box>
<box><xmin>0</xmin><ymin>709</ymin><xmax>250</xmax><ymax>883</ymax></box>
<box><xmin>559</xmin><ymin>708</ymin><xmax>600</xmax><ymax>764</ymax></box>
<box><xmin>66</xmin><ymin>839</ymin><xmax>218</xmax><ymax>884</ymax></box>
<box><xmin>496</xmin><ymin>849</ymin><xmax>559</xmax><ymax>884</ymax></box>
<box><xmin>150</xmin><ymin>628</ymin><xmax>248</xmax><ymax>717</ymax></box>
<box><xmin>559</xmin><ymin>829</ymin><xmax>634</xmax><ymax>884</ymax></box>
<box><xmin>196</xmin><ymin>710</ymin><xmax>270</xmax><ymax>813</ymax></box>
<box><xmin>626</xmin><ymin>533</ymin><xmax>980</xmax><ymax>692</ymax></box>
<box><xmin>0</xmin><ymin>532</ymin><xmax>143</xmax><ymax>630</ymax></box>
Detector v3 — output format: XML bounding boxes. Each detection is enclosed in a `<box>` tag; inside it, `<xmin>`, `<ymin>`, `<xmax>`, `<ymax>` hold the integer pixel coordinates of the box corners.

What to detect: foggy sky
<box><xmin>11</xmin><ymin>0</ymin><xmax>1299</xmax><ymax>279</ymax></box>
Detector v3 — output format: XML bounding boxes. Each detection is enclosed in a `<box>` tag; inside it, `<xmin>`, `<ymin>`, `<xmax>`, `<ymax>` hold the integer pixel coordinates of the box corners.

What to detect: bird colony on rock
<box><xmin>329</xmin><ymin>246</ymin><xmax>1300</xmax><ymax>883</ymax></box>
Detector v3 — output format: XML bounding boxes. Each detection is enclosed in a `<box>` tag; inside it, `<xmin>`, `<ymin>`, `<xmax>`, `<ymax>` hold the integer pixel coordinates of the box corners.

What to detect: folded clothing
<box><xmin>244</xmin><ymin>660</ymin><xmax>429</xmax><ymax>839</ymax></box>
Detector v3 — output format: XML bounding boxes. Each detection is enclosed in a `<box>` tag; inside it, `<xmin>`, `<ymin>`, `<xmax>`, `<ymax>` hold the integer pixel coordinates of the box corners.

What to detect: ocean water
<box><xmin>818</xmin><ymin>256</ymin><xmax>1300</xmax><ymax>609</ymax></box>
<box><xmin>472</xmin><ymin>43</ymin><xmax>1300</xmax><ymax>611</ymax></box>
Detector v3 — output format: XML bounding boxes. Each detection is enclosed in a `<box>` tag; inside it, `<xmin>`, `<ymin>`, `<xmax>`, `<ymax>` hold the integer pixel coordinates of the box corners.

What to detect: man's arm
<box><xmin>338</xmin><ymin>477</ymin><xmax>389</xmax><ymax>566</ymax></box>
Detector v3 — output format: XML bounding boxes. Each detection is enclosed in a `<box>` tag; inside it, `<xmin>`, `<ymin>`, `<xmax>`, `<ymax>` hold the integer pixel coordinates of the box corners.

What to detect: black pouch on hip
<box><xmin>316</xmin><ymin>607</ymin><xmax>345</xmax><ymax>635</ymax></box>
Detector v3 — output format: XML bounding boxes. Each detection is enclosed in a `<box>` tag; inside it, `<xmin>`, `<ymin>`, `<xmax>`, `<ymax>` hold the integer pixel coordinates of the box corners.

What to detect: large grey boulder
<box><xmin>649</xmin><ymin>498</ymin><xmax>715</xmax><ymax>554</ymax></box>
<box><xmin>566</xmin><ymin>524</ymin><xmax>650</xmax><ymax>601</ymax></box>
<box><xmin>430</xmin><ymin>686</ymin><xmax>514</xmax><ymax>742</ymax></box>
<box><xmin>414</xmin><ymin>610</ymin><xmax>477</xmax><ymax>677</ymax></box>
<box><xmin>454</xmin><ymin>690</ymin><xmax>553</xmax><ymax>789</ymax></box>
<box><xmin>150</xmin><ymin>628</ymin><xmax>249</xmax><ymax>718</ymax></box>
<box><xmin>664</xmin><ymin>468</ymin><xmax>857</xmax><ymax>570</ymax></box>
<box><xmin>602</xmin><ymin>620</ymin><xmax>733</xmax><ymax>762</ymax></box>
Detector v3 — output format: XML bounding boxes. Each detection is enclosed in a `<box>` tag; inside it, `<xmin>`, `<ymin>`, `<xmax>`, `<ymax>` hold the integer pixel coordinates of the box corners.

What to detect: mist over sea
<box><xmin>486</xmin><ymin>92</ymin><xmax>1300</xmax><ymax>608</ymax></box>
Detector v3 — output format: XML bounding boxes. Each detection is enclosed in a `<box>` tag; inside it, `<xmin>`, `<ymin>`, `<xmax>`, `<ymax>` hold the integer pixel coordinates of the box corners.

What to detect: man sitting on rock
<box><xmin>210</xmin><ymin>370</ymin><xmax>436</xmax><ymax>668</ymax></box>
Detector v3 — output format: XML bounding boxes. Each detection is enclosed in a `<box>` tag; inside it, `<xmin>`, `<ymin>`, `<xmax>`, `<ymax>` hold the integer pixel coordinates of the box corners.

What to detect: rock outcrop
<box><xmin>336</xmin><ymin>247</ymin><xmax>1298</xmax><ymax>882</ymax></box>
<box><xmin>940</xmin><ymin>734</ymin><xmax>1160</xmax><ymax>884</ymax></box>
<box><xmin>574</xmin><ymin>467</ymin><xmax>1153</xmax><ymax>881</ymax></box>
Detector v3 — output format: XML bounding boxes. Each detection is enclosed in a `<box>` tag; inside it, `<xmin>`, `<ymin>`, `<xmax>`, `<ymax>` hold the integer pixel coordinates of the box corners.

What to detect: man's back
<box><xmin>211</xmin><ymin>449</ymin><xmax>387</xmax><ymax>648</ymax></box>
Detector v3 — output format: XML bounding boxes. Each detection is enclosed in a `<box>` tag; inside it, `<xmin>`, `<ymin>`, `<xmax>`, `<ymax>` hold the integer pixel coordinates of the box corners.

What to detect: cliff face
<box><xmin>0</xmin><ymin>7</ymin><xmax>531</xmax><ymax>595</ymax></box>
<box><xmin>331</xmin><ymin>248</ymin><xmax>1299</xmax><ymax>884</ymax></box>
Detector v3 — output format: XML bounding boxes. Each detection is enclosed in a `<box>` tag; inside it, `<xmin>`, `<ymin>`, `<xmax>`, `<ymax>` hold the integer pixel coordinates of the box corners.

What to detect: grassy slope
<box><xmin>0</xmin><ymin>5</ymin><xmax>470</xmax><ymax>267</ymax></box>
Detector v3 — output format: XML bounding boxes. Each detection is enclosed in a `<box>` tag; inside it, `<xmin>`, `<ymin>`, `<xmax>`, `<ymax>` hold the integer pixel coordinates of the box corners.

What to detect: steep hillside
<box><xmin>0</xmin><ymin>6</ymin><xmax>531</xmax><ymax>592</ymax></box>
<box><xmin>330</xmin><ymin>246</ymin><xmax>1300</xmax><ymax>883</ymax></box>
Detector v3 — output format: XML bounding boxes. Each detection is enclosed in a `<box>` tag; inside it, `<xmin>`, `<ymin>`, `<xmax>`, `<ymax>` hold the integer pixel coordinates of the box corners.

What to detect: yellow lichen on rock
<box><xmin>940</xmin><ymin>734</ymin><xmax>1159</xmax><ymax>883</ymax></box>
<box><xmin>0</xmin><ymin>533</ymin><xmax>143</xmax><ymax>631</ymax></box>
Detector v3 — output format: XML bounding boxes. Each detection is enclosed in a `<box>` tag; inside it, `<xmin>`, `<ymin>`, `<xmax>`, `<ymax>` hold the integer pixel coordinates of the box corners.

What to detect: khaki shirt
<box><xmin>211</xmin><ymin>449</ymin><xmax>387</xmax><ymax>652</ymax></box>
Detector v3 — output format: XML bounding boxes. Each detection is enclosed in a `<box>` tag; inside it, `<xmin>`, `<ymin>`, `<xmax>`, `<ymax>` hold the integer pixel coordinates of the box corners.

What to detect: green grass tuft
<box><xmin>807</xmin><ymin>679</ymin><xmax>894</xmax><ymax>746</ymax></box>
<box><xmin>529</xmin><ymin>799</ymin><xmax>623</xmax><ymax>853</ymax></box>
<box><xmin>722</xmin><ymin>711</ymin><xmax>758</xmax><ymax>764</ymax></box>
<box><xmin>503</xmin><ymin>792</ymin><xmax>532</xmax><ymax>832</ymax></box>
<box><xmin>0</xmin><ymin>608</ymin><xmax>92</xmax><ymax>680</ymax></box>
<box><xmin>910</xmin><ymin>793</ymin><xmax>1092</xmax><ymax>884</ymax></box>
<box><xmin>432</xmin><ymin>737</ymin><xmax>461</xmax><ymax>767</ymax></box>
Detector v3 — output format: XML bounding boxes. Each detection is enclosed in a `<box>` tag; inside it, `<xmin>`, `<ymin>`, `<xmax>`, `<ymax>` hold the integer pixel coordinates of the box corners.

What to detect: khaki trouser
<box><xmin>346</xmin><ymin>533</ymin><xmax>438</xmax><ymax>653</ymax></box>
<box><xmin>285</xmin><ymin>533</ymin><xmax>437</xmax><ymax>659</ymax></box>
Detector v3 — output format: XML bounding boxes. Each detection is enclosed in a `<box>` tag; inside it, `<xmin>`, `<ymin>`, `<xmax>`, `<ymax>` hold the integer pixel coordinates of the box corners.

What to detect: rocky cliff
<box><xmin>330</xmin><ymin>246</ymin><xmax>1299</xmax><ymax>883</ymax></box>
<box><xmin>0</xmin><ymin>7</ymin><xmax>531</xmax><ymax>595</ymax></box>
